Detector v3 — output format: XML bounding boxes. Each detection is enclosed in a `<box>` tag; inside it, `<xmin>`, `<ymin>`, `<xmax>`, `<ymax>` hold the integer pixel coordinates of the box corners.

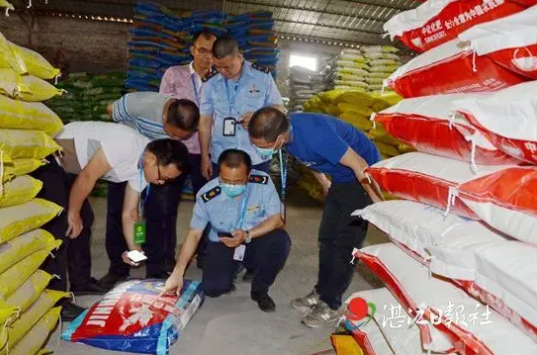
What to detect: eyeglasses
<box><xmin>193</xmin><ymin>45</ymin><xmax>212</xmax><ymax>56</ymax></box>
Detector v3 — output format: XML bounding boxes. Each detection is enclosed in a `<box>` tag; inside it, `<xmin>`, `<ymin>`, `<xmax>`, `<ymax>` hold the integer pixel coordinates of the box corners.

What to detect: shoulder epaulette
<box><xmin>249</xmin><ymin>174</ymin><xmax>269</xmax><ymax>185</ymax></box>
<box><xmin>251</xmin><ymin>63</ymin><xmax>270</xmax><ymax>74</ymax></box>
<box><xmin>201</xmin><ymin>186</ymin><xmax>221</xmax><ymax>202</ymax></box>
<box><xmin>202</xmin><ymin>68</ymin><xmax>218</xmax><ymax>82</ymax></box>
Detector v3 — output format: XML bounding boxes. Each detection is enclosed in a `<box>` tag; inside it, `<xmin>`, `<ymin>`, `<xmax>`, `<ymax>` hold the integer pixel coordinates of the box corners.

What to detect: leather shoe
<box><xmin>71</xmin><ymin>277</ymin><xmax>109</xmax><ymax>295</ymax></box>
<box><xmin>60</xmin><ymin>301</ymin><xmax>86</xmax><ymax>321</ymax></box>
<box><xmin>98</xmin><ymin>272</ymin><xmax>129</xmax><ymax>290</ymax></box>
<box><xmin>251</xmin><ymin>291</ymin><xmax>276</xmax><ymax>312</ymax></box>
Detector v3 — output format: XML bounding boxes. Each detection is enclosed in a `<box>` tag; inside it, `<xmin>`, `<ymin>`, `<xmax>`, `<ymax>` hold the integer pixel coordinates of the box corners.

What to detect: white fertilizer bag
<box><xmin>374</xmin><ymin>94</ymin><xmax>520</xmax><ymax>165</ymax></box>
<box><xmin>357</xmin><ymin>243</ymin><xmax>537</xmax><ymax>355</ymax></box>
<box><xmin>453</xmin><ymin>80</ymin><xmax>537</xmax><ymax>164</ymax></box>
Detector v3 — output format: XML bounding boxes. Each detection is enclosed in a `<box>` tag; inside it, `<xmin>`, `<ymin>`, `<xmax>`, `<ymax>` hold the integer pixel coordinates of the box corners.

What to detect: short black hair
<box><xmin>217</xmin><ymin>149</ymin><xmax>252</xmax><ymax>172</ymax></box>
<box><xmin>166</xmin><ymin>99</ymin><xmax>199</xmax><ymax>132</ymax></box>
<box><xmin>193</xmin><ymin>30</ymin><xmax>217</xmax><ymax>44</ymax></box>
<box><xmin>249</xmin><ymin>107</ymin><xmax>289</xmax><ymax>143</ymax></box>
<box><xmin>212</xmin><ymin>36</ymin><xmax>239</xmax><ymax>59</ymax></box>
<box><xmin>146</xmin><ymin>139</ymin><xmax>190</xmax><ymax>174</ymax></box>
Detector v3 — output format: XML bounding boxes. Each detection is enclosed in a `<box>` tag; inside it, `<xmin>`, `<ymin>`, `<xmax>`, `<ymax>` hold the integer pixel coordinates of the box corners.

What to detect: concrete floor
<box><xmin>46</xmin><ymin>189</ymin><xmax>388</xmax><ymax>355</ymax></box>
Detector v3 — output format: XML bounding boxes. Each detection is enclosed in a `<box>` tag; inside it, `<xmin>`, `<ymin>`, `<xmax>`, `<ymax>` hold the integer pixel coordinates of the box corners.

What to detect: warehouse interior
<box><xmin>1</xmin><ymin>0</ymin><xmax>537</xmax><ymax>354</ymax></box>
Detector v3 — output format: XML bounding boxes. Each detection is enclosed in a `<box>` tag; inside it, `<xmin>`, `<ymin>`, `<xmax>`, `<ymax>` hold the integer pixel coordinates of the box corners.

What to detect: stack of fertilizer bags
<box><xmin>288</xmin><ymin>66</ymin><xmax>327</xmax><ymax>112</ymax></box>
<box><xmin>127</xmin><ymin>2</ymin><xmax>227</xmax><ymax>92</ymax></box>
<box><xmin>299</xmin><ymin>89</ymin><xmax>409</xmax><ymax>202</ymax></box>
<box><xmin>1</xmin><ymin>31</ymin><xmax>69</xmax><ymax>355</ymax></box>
<box><xmin>47</xmin><ymin>72</ymin><xmax>126</xmax><ymax>123</ymax></box>
<box><xmin>226</xmin><ymin>11</ymin><xmax>278</xmax><ymax>79</ymax></box>
<box><xmin>340</xmin><ymin>2</ymin><xmax>537</xmax><ymax>354</ymax></box>
<box><xmin>331</xmin><ymin>48</ymin><xmax>370</xmax><ymax>91</ymax></box>
<box><xmin>360</xmin><ymin>45</ymin><xmax>401</xmax><ymax>94</ymax></box>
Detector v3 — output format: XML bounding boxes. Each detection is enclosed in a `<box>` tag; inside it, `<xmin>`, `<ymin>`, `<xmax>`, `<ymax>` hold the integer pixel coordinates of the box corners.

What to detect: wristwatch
<box><xmin>245</xmin><ymin>230</ymin><xmax>252</xmax><ymax>244</ymax></box>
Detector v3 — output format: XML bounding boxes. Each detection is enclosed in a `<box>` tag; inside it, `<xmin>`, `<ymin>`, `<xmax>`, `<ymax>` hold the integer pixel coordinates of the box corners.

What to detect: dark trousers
<box><xmin>202</xmin><ymin>229</ymin><xmax>291</xmax><ymax>297</ymax></box>
<box><xmin>105</xmin><ymin>154</ymin><xmax>206</xmax><ymax>277</ymax></box>
<box><xmin>315</xmin><ymin>182</ymin><xmax>371</xmax><ymax>310</ymax></box>
<box><xmin>31</xmin><ymin>157</ymin><xmax>94</xmax><ymax>291</ymax></box>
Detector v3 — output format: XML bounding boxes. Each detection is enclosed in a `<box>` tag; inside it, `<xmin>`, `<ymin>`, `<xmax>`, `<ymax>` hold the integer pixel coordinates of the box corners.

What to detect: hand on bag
<box><xmin>160</xmin><ymin>273</ymin><xmax>184</xmax><ymax>297</ymax></box>
<box><xmin>122</xmin><ymin>250</ymin><xmax>144</xmax><ymax>267</ymax></box>
<box><xmin>201</xmin><ymin>155</ymin><xmax>213</xmax><ymax>180</ymax></box>
<box><xmin>220</xmin><ymin>230</ymin><xmax>246</xmax><ymax>248</ymax></box>
<box><xmin>66</xmin><ymin>212</ymin><xmax>83</xmax><ymax>239</ymax></box>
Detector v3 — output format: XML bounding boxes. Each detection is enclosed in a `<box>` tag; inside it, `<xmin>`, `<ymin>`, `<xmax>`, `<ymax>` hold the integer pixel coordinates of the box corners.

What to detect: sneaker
<box><xmin>71</xmin><ymin>277</ymin><xmax>109</xmax><ymax>295</ymax></box>
<box><xmin>98</xmin><ymin>272</ymin><xmax>129</xmax><ymax>290</ymax></box>
<box><xmin>291</xmin><ymin>290</ymin><xmax>320</xmax><ymax>313</ymax></box>
<box><xmin>251</xmin><ymin>291</ymin><xmax>276</xmax><ymax>312</ymax></box>
<box><xmin>302</xmin><ymin>301</ymin><xmax>339</xmax><ymax>328</ymax></box>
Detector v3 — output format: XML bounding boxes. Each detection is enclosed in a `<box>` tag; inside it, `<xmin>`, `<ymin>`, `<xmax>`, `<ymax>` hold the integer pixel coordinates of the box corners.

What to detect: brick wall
<box><xmin>0</xmin><ymin>14</ymin><xmax>130</xmax><ymax>73</ymax></box>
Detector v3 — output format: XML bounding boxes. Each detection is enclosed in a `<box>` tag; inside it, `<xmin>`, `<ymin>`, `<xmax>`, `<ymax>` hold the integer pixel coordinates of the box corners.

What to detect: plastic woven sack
<box><xmin>0</xmin><ymin>250</ymin><xmax>51</xmax><ymax>301</ymax></box>
<box><xmin>0</xmin><ymin>307</ymin><xmax>18</xmax><ymax>351</ymax></box>
<box><xmin>0</xmin><ymin>198</ymin><xmax>62</xmax><ymax>243</ymax></box>
<box><xmin>0</xmin><ymin>175</ymin><xmax>43</xmax><ymax>207</ymax></box>
<box><xmin>8</xmin><ymin>307</ymin><xmax>61</xmax><ymax>355</ymax></box>
<box><xmin>0</xmin><ymin>32</ymin><xmax>25</xmax><ymax>74</ymax></box>
<box><xmin>1</xmin><ymin>270</ymin><xmax>53</xmax><ymax>313</ymax></box>
<box><xmin>0</xmin><ymin>229</ymin><xmax>60</xmax><ymax>275</ymax></box>
<box><xmin>0</xmin><ymin>291</ymin><xmax>67</xmax><ymax>355</ymax></box>
<box><xmin>339</xmin><ymin>112</ymin><xmax>373</xmax><ymax>132</ymax></box>
<box><xmin>0</xmin><ymin>68</ymin><xmax>63</xmax><ymax>101</ymax></box>
<box><xmin>0</xmin><ymin>129</ymin><xmax>61</xmax><ymax>159</ymax></box>
<box><xmin>10</xmin><ymin>158</ymin><xmax>46</xmax><ymax>176</ymax></box>
<box><xmin>62</xmin><ymin>279</ymin><xmax>204</xmax><ymax>355</ymax></box>
<box><xmin>384</xmin><ymin>0</ymin><xmax>527</xmax><ymax>53</ymax></box>
<box><xmin>8</xmin><ymin>42</ymin><xmax>60</xmax><ymax>80</ymax></box>
<box><xmin>0</xmin><ymin>95</ymin><xmax>63</xmax><ymax>135</ymax></box>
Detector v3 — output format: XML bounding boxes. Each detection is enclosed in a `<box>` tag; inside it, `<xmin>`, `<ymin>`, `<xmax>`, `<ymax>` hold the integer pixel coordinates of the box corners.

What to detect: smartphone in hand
<box><xmin>127</xmin><ymin>250</ymin><xmax>147</xmax><ymax>263</ymax></box>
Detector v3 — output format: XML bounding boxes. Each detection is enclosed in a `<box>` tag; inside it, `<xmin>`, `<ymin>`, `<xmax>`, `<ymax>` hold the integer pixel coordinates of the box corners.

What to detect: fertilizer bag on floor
<box><xmin>62</xmin><ymin>279</ymin><xmax>204</xmax><ymax>355</ymax></box>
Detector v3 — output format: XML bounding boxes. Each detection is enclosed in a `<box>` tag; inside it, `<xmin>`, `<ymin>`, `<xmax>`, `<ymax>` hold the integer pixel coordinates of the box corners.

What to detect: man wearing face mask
<box><xmin>198</xmin><ymin>36</ymin><xmax>285</xmax><ymax>180</ymax></box>
<box><xmin>248</xmin><ymin>108</ymin><xmax>383</xmax><ymax>327</ymax></box>
<box><xmin>161</xmin><ymin>149</ymin><xmax>291</xmax><ymax>312</ymax></box>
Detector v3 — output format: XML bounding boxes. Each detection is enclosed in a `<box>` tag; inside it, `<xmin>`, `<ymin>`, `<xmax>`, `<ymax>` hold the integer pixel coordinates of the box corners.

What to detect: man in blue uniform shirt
<box><xmin>162</xmin><ymin>149</ymin><xmax>291</xmax><ymax>312</ymax></box>
<box><xmin>198</xmin><ymin>36</ymin><xmax>284</xmax><ymax>179</ymax></box>
<box><xmin>248</xmin><ymin>108</ymin><xmax>383</xmax><ymax>327</ymax></box>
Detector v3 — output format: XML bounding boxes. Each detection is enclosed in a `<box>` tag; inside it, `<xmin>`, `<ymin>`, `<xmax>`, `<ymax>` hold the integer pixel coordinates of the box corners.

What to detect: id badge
<box><xmin>233</xmin><ymin>244</ymin><xmax>246</xmax><ymax>261</ymax></box>
<box><xmin>223</xmin><ymin>117</ymin><xmax>237</xmax><ymax>136</ymax></box>
<box><xmin>134</xmin><ymin>221</ymin><xmax>146</xmax><ymax>245</ymax></box>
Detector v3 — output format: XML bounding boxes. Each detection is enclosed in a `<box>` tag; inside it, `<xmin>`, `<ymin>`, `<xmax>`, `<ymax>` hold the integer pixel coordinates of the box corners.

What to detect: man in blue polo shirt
<box><xmin>248</xmin><ymin>107</ymin><xmax>382</xmax><ymax>328</ymax></box>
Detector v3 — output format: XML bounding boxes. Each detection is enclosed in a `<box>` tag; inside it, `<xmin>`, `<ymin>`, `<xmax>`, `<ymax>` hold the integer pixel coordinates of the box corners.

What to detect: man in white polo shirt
<box><xmin>32</xmin><ymin>121</ymin><xmax>189</xmax><ymax>320</ymax></box>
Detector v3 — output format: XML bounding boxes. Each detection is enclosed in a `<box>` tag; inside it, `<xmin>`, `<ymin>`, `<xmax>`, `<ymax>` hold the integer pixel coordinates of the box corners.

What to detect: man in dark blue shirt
<box><xmin>248</xmin><ymin>107</ymin><xmax>382</xmax><ymax>328</ymax></box>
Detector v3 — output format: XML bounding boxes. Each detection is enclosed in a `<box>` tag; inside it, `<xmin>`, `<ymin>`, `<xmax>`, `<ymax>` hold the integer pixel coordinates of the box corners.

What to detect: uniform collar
<box><xmin>189</xmin><ymin>61</ymin><xmax>196</xmax><ymax>75</ymax></box>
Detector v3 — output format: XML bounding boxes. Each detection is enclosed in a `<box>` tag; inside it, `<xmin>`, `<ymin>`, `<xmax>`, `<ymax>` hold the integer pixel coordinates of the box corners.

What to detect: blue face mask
<box><xmin>255</xmin><ymin>135</ymin><xmax>282</xmax><ymax>157</ymax></box>
<box><xmin>221</xmin><ymin>183</ymin><xmax>247</xmax><ymax>198</ymax></box>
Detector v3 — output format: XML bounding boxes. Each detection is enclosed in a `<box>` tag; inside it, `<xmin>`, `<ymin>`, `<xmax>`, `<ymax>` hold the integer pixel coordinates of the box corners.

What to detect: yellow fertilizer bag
<box><xmin>8</xmin><ymin>42</ymin><xmax>60</xmax><ymax>80</ymax></box>
<box><xmin>334</xmin><ymin>91</ymin><xmax>375</xmax><ymax>107</ymax></box>
<box><xmin>318</xmin><ymin>89</ymin><xmax>347</xmax><ymax>103</ymax></box>
<box><xmin>0</xmin><ymin>307</ymin><xmax>19</xmax><ymax>351</ymax></box>
<box><xmin>0</xmin><ymin>175</ymin><xmax>43</xmax><ymax>208</ymax></box>
<box><xmin>11</xmin><ymin>158</ymin><xmax>46</xmax><ymax>176</ymax></box>
<box><xmin>0</xmin><ymin>229</ymin><xmax>59</xmax><ymax>275</ymax></box>
<box><xmin>0</xmin><ymin>129</ymin><xmax>61</xmax><ymax>159</ymax></box>
<box><xmin>0</xmin><ymin>96</ymin><xmax>63</xmax><ymax>135</ymax></box>
<box><xmin>0</xmin><ymin>291</ymin><xmax>66</xmax><ymax>355</ymax></box>
<box><xmin>0</xmin><ymin>250</ymin><xmax>51</xmax><ymax>301</ymax></box>
<box><xmin>0</xmin><ymin>68</ymin><xmax>21</xmax><ymax>96</ymax></box>
<box><xmin>8</xmin><ymin>307</ymin><xmax>61</xmax><ymax>355</ymax></box>
<box><xmin>368</xmin><ymin>127</ymin><xmax>403</xmax><ymax>146</ymax></box>
<box><xmin>2</xmin><ymin>270</ymin><xmax>53</xmax><ymax>313</ymax></box>
<box><xmin>0</xmin><ymin>198</ymin><xmax>63</xmax><ymax>244</ymax></box>
<box><xmin>339</xmin><ymin>112</ymin><xmax>373</xmax><ymax>132</ymax></box>
<box><xmin>0</xmin><ymin>33</ymin><xmax>26</xmax><ymax>74</ymax></box>
<box><xmin>397</xmin><ymin>143</ymin><xmax>416</xmax><ymax>154</ymax></box>
<box><xmin>17</xmin><ymin>74</ymin><xmax>64</xmax><ymax>102</ymax></box>
<box><xmin>374</xmin><ymin>141</ymin><xmax>400</xmax><ymax>157</ymax></box>
<box><xmin>337</xmin><ymin>102</ymin><xmax>373</xmax><ymax>117</ymax></box>
<box><xmin>325</xmin><ymin>104</ymin><xmax>340</xmax><ymax>117</ymax></box>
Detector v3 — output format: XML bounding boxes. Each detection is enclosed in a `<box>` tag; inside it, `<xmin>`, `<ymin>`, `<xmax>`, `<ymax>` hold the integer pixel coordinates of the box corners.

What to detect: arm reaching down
<box><xmin>339</xmin><ymin>147</ymin><xmax>384</xmax><ymax>203</ymax></box>
<box><xmin>199</xmin><ymin>114</ymin><xmax>213</xmax><ymax>179</ymax></box>
<box><xmin>67</xmin><ymin>148</ymin><xmax>111</xmax><ymax>238</ymax></box>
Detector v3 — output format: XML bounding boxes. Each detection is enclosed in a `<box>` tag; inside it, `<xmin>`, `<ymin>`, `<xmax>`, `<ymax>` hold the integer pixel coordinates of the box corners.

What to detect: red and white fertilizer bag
<box><xmin>62</xmin><ymin>280</ymin><xmax>204</xmax><ymax>355</ymax></box>
<box><xmin>452</xmin><ymin>81</ymin><xmax>537</xmax><ymax>164</ymax></box>
<box><xmin>383</xmin><ymin>0</ymin><xmax>528</xmax><ymax>53</ymax></box>
<box><xmin>458</xmin><ymin>5</ymin><xmax>537</xmax><ymax>80</ymax></box>
<box><xmin>456</xmin><ymin>166</ymin><xmax>537</xmax><ymax>245</ymax></box>
<box><xmin>366</xmin><ymin>152</ymin><xmax>511</xmax><ymax>217</ymax></box>
<box><xmin>353</xmin><ymin>201</ymin><xmax>537</xmax><ymax>340</ymax></box>
<box><xmin>387</xmin><ymin>38</ymin><xmax>527</xmax><ymax>98</ymax></box>
<box><xmin>345</xmin><ymin>288</ymin><xmax>456</xmax><ymax>355</ymax></box>
<box><xmin>352</xmin><ymin>200</ymin><xmax>509</xmax><ymax>280</ymax></box>
<box><xmin>373</xmin><ymin>94</ymin><xmax>520</xmax><ymax>165</ymax></box>
<box><xmin>356</xmin><ymin>243</ymin><xmax>537</xmax><ymax>355</ymax></box>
